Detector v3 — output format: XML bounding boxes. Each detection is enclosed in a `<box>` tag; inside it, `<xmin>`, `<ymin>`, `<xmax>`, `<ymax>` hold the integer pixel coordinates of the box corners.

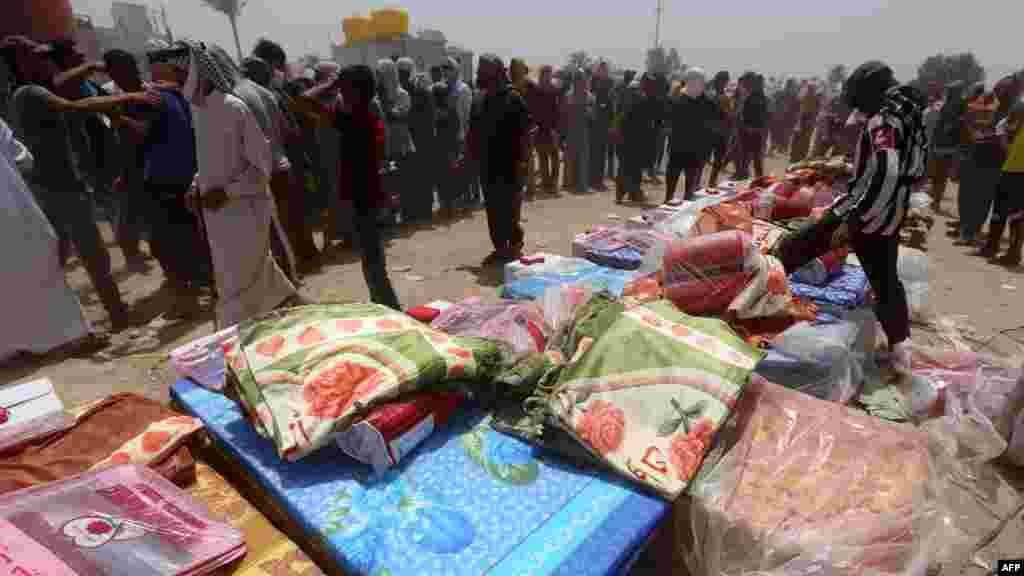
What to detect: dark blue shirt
<box><xmin>144</xmin><ymin>88</ymin><xmax>197</xmax><ymax>186</ymax></box>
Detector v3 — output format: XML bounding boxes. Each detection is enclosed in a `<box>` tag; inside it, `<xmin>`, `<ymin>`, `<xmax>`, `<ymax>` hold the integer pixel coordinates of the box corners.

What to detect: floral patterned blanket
<box><xmin>224</xmin><ymin>304</ymin><xmax>505</xmax><ymax>461</ymax></box>
<box><xmin>537</xmin><ymin>297</ymin><xmax>764</xmax><ymax>500</ymax></box>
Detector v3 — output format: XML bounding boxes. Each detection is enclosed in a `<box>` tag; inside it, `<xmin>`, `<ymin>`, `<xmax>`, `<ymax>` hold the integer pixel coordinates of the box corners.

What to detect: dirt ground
<box><xmin>2</xmin><ymin>155</ymin><xmax>1023</xmax><ymax>571</ymax></box>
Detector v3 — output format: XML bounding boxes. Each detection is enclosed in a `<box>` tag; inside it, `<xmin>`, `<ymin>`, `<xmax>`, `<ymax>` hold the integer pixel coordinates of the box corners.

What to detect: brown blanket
<box><xmin>0</xmin><ymin>393</ymin><xmax>203</xmax><ymax>494</ymax></box>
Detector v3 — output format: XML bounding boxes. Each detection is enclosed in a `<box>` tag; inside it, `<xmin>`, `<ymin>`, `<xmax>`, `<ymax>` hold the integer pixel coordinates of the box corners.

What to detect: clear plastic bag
<box><xmin>756</xmin><ymin>308</ymin><xmax>878</xmax><ymax>403</ymax></box>
<box><xmin>909</xmin><ymin>191</ymin><xmax>932</xmax><ymax>211</ymax></box>
<box><xmin>897</xmin><ymin>247</ymin><xmax>930</xmax><ymax>323</ymax></box>
<box><xmin>168</xmin><ymin>325</ymin><xmax>239</xmax><ymax>391</ymax></box>
<box><xmin>540</xmin><ymin>283</ymin><xmax>595</xmax><ymax>337</ymax></box>
<box><xmin>680</xmin><ymin>375</ymin><xmax>1017</xmax><ymax>576</ymax></box>
<box><xmin>0</xmin><ymin>464</ymin><xmax>246</xmax><ymax>575</ymax></box>
<box><xmin>430</xmin><ymin>298</ymin><xmax>550</xmax><ymax>359</ymax></box>
<box><xmin>912</xmin><ymin>346</ymin><xmax>1024</xmax><ymax>466</ymax></box>
<box><xmin>661</xmin><ymin>230</ymin><xmax>758</xmax><ymax>317</ymax></box>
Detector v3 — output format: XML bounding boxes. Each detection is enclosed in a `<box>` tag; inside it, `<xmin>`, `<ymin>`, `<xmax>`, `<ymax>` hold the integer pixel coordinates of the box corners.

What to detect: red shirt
<box><xmin>336</xmin><ymin>109</ymin><xmax>387</xmax><ymax>209</ymax></box>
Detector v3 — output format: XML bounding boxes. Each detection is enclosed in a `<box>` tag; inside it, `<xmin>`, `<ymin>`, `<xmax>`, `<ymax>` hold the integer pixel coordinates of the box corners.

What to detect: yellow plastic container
<box><xmin>342</xmin><ymin>15</ymin><xmax>372</xmax><ymax>45</ymax></box>
<box><xmin>369</xmin><ymin>8</ymin><xmax>409</xmax><ymax>40</ymax></box>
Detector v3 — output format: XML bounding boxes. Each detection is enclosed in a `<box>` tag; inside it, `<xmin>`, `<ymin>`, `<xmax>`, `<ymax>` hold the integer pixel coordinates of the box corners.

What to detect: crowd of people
<box><xmin>0</xmin><ymin>31</ymin><xmax>1021</xmax><ymax>365</ymax></box>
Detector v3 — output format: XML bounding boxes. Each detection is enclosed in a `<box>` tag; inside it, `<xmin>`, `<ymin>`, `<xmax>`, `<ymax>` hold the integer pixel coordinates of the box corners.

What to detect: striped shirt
<box><xmin>833</xmin><ymin>86</ymin><xmax>928</xmax><ymax>236</ymax></box>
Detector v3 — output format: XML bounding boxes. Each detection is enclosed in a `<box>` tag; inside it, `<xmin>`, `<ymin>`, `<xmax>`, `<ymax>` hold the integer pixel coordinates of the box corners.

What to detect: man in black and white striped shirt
<box><xmin>776</xmin><ymin>61</ymin><xmax>928</xmax><ymax>372</ymax></box>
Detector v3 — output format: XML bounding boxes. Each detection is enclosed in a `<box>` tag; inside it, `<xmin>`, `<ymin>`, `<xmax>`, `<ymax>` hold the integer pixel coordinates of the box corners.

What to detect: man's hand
<box><xmin>201</xmin><ymin>188</ymin><xmax>230</xmax><ymax>212</ymax></box>
<box><xmin>129</xmin><ymin>91</ymin><xmax>163</xmax><ymax>108</ymax></box>
<box><xmin>831</xmin><ymin>221</ymin><xmax>850</xmax><ymax>248</ymax></box>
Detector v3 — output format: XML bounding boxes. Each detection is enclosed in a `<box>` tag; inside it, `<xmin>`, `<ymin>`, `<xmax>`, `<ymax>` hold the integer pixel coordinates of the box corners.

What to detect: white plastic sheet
<box><xmin>898</xmin><ymin>246</ymin><xmax>930</xmax><ymax>323</ymax></box>
<box><xmin>756</xmin><ymin>309</ymin><xmax>878</xmax><ymax>403</ymax></box>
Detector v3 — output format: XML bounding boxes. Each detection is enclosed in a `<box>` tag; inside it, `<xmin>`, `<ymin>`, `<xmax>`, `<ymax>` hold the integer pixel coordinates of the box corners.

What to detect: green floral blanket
<box><xmin>537</xmin><ymin>297</ymin><xmax>764</xmax><ymax>499</ymax></box>
<box><xmin>224</xmin><ymin>304</ymin><xmax>504</xmax><ymax>461</ymax></box>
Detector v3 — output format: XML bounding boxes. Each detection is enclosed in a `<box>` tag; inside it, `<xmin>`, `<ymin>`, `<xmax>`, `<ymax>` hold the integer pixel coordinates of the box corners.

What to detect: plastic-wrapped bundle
<box><xmin>336</xmin><ymin>393</ymin><xmax>464</xmax><ymax>474</ymax></box>
<box><xmin>754</xmin><ymin>309</ymin><xmax>878</xmax><ymax>403</ymax></box>
<box><xmin>500</xmin><ymin>265</ymin><xmax>640</xmax><ymax>300</ymax></box>
<box><xmin>898</xmin><ymin>247</ymin><xmax>930</xmax><ymax>323</ymax></box>
<box><xmin>789</xmin><ymin>264</ymin><xmax>871</xmax><ymax>311</ymax></box>
<box><xmin>503</xmin><ymin>253</ymin><xmax>598</xmax><ymax>285</ymax></box>
<box><xmin>168</xmin><ymin>326</ymin><xmax>240</xmax><ymax>391</ymax></box>
<box><xmin>662</xmin><ymin>230</ymin><xmax>757</xmax><ymax>316</ymax></box>
<box><xmin>0</xmin><ymin>464</ymin><xmax>246</xmax><ymax>575</ymax></box>
<box><xmin>691</xmin><ymin>202</ymin><xmax>754</xmax><ymax>238</ymax></box>
<box><xmin>627</xmin><ymin>203</ymin><xmax>688</xmax><ymax>230</ymax></box>
<box><xmin>430</xmin><ymin>298</ymin><xmax>549</xmax><ymax>359</ymax></box>
<box><xmin>911</xmin><ymin>345</ymin><xmax>1024</xmax><ymax>466</ymax></box>
<box><xmin>572</xmin><ymin>226</ymin><xmax>673</xmax><ymax>270</ymax></box>
<box><xmin>680</xmin><ymin>375</ymin><xmax>1011</xmax><ymax>576</ymax></box>
<box><xmin>791</xmin><ymin>246</ymin><xmax>849</xmax><ymax>285</ymax></box>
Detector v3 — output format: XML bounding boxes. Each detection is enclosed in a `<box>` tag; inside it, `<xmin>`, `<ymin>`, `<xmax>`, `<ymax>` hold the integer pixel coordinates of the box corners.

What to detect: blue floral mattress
<box><xmin>500</xmin><ymin>267</ymin><xmax>640</xmax><ymax>301</ymax></box>
<box><xmin>171</xmin><ymin>380</ymin><xmax>668</xmax><ymax>576</ymax></box>
<box><xmin>789</xmin><ymin>264</ymin><xmax>870</xmax><ymax>310</ymax></box>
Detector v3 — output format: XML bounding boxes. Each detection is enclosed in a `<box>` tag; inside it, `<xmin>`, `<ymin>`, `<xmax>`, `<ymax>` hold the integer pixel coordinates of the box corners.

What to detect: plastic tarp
<box><xmin>679</xmin><ymin>375</ymin><xmax>1021</xmax><ymax>576</ymax></box>
<box><xmin>754</xmin><ymin>308</ymin><xmax>878</xmax><ymax>403</ymax></box>
<box><xmin>430</xmin><ymin>298</ymin><xmax>549</xmax><ymax>360</ymax></box>
<box><xmin>572</xmin><ymin>226</ymin><xmax>674</xmax><ymax>271</ymax></box>
<box><xmin>912</xmin><ymin>346</ymin><xmax>1024</xmax><ymax>466</ymax></box>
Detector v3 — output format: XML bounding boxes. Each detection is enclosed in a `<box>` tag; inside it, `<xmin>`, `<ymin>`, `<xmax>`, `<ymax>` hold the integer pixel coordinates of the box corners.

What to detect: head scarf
<box><xmin>841</xmin><ymin>61</ymin><xmax>896</xmax><ymax>116</ymax></box>
<box><xmin>444</xmin><ymin>56</ymin><xmax>460</xmax><ymax>81</ymax></box>
<box><xmin>683</xmin><ymin>67</ymin><xmax>706</xmax><ymax>98</ymax></box>
<box><xmin>478</xmin><ymin>54</ymin><xmax>508</xmax><ymax>90</ymax></box>
<box><xmin>180</xmin><ymin>40</ymin><xmax>238</xmax><ymax>104</ymax></box>
<box><xmin>396</xmin><ymin>57</ymin><xmax>415</xmax><ymax>74</ymax></box>
<box><xmin>147</xmin><ymin>40</ymin><xmax>190</xmax><ymax>70</ymax></box>
<box><xmin>314</xmin><ymin>60</ymin><xmax>340</xmax><ymax>83</ymax></box>
<box><xmin>967</xmin><ymin>81</ymin><xmax>986</xmax><ymax>101</ymax></box>
<box><xmin>376</xmin><ymin>58</ymin><xmax>398</xmax><ymax>100</ymax></box>
<box><xmin>241</xmin><ymin>56</ymin><xmax>271</xmax><ymax>87</ymax></box>
<box><xmin>994</xmin><ymin>75</ymin><xmax>1019</xmax><ymax>102</ymax></box>
<box><xmin>145</xmin><ymin>38</ymin><xmax>171</xmax><ymax>52</ymax></box>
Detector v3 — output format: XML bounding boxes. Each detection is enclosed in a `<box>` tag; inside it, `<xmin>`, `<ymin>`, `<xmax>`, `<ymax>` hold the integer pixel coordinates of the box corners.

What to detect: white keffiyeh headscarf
<box><xmin>180</xmin><ymin>40</ymin><xmax>239</xmax><ymax>105</ymax></box>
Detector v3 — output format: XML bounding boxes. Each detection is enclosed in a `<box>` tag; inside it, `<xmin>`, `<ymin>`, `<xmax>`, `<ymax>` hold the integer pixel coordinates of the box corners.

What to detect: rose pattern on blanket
<box><xmin>462</xmin><ymin>416</ymin><xmax>540</xmax><ymax>486</ymax></box>
<box><xmin>546</xmin><ymin>298</ymin><xmax>763</xmax><ymax>498</ymax></box>
<box><xmin>227</xmin><ymin>304</ymin><xmax>503</xmax><ymax>461</ymax></box>
<box><xmin>321</xmin><ymin>473</ymin><xmax>476</xmax><ymax>575</ymax></box>
<box><xmin>89</xmin><ymin>415</ymin><xmax>203</xmax><ymax>470</ymax></box>
<box><xmin>574</xmin><ymin>400</ymin><xmax>625</xmax><ymax>456</ymax></box>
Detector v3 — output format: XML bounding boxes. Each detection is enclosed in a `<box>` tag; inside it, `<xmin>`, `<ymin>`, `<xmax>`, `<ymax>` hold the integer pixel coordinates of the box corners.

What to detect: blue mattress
<box><xmin>789</xmin><ymin>264</ymin><xmax>870</xmax><ymax>310</ymax></box>
<box><xmin>501</xmin><ymin>267</ymin><xmax>640</xmax><ymax>301</ymax></box>
<box><xmin>171</xmin><ymin>380</ymin><xmax>668</xmax><ymax>576</ymax></box>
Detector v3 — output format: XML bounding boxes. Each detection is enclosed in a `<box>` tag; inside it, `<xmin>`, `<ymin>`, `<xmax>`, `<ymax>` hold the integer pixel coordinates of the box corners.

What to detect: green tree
<box><xmin>199</xmin><ymin>0</ymin><xmax>249</xmax><ymax>61</ymax></box>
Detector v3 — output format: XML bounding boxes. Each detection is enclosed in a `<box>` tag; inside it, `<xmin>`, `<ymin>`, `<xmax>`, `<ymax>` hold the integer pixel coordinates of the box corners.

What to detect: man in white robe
<box><xmin>0</xmin><ymin>116</ymin><xmax>93</xmax><ymax>361</ymax></box>
<box><xmin>179</xmin><ymin>41</ymin><xmax>297</xmax><ymax>328</ymax></box>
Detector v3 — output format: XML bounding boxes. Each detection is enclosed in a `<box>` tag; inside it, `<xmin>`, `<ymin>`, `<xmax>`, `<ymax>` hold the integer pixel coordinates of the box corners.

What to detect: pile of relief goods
<box><xmin>4</xmin><ymin>165</ymin><xmax>1019</xmax><ymax>575</ymax></box>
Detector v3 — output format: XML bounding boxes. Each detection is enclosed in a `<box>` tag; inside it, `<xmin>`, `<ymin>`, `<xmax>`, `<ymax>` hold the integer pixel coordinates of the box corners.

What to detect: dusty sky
<box><xmin>75</xmin><ymin>0</ymin><xmax>1019</xmax><ymax>82</ymax></box>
